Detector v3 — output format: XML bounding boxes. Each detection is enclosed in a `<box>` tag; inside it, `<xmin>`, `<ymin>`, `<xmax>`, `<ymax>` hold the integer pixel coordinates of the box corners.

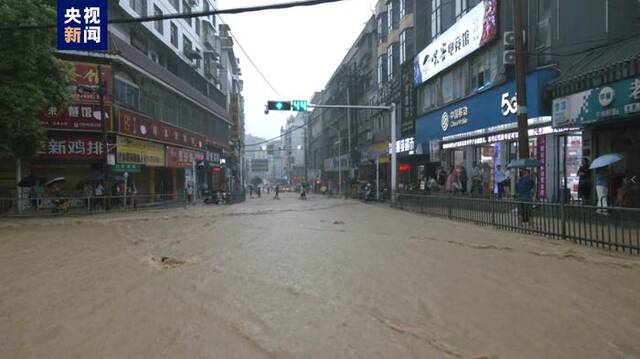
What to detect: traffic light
<box><xmin>267</xmin><ymin>101</ymin><xmax>291</xmax><ymax>111</ymax></box>
<box><xmin>291</xmin><ymin>100</ymin><xmax>308</xmax><ymax>112</ymax></box>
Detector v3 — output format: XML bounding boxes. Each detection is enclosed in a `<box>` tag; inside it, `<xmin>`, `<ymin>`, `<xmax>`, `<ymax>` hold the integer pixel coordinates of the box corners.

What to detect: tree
<box><xmin>250</xmin><ymin>176</ymin><xmax>263</xmax><ymax>187</ymax></box>
<box><xmin>0</xmin><ymin>0</ymin><xmax>72</xmax><ymax>161</ymax></box>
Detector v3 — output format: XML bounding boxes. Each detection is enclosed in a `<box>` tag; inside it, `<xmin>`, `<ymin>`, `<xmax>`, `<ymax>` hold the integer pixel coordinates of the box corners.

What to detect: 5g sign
<box><xmin>501</xmin><ymin>92</ymin><xmax>518</xmax><ymax>116</ymax></box>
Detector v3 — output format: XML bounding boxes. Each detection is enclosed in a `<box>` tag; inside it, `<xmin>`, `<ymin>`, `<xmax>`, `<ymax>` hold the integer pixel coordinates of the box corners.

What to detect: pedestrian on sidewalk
<box><xmin>471</xmin><ymin>162</ymin><xmax>482</xmax><ymax>195</ymax></box>
<box><xmin>274</xmin><ymin>185</ymin><xmax>280</xmax><ymax>199</ymax></box>
<box><xmin>516</xmin><ymin>169</ymin><xmax>535</xmax><ymax>225</ymax></box>
<box><xmin>577</xmin><ymin>158</ymin><xmax>592</xmax><ymax>205</ymax></box>
<box><xmin>594</xmin><ymin>166</ymin><xmax>611</xmax><ymax>215</ymax></box>
<box><xmin>445</xmin><ymin>166</ymin><xmax>456</xmax><ymax>193</ymax></box>
<box><xmin>495</xmin><ymin>164</ymin><xmax>507</xmax><ymax>198</ymax></box>
<box><xmin>249</xmin><ymin>185</ymin><xmax>253</xmax><ymax>198</ymax></box>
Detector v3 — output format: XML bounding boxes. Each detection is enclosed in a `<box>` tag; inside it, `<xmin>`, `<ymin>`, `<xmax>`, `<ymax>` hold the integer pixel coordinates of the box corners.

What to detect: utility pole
<box><xmin>98</xmin><ymin>65</ymin><xmax>109</xmax><ymax>205</ymax></box>
<box><xmin>513</xmin><ymin>0</ymin><xmax>530</xmax><ymax>160</ymax></box>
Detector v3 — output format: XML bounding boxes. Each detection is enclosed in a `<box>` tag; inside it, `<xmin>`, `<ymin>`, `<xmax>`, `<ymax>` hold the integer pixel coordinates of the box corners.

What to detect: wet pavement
<box><xmin>1</xmin><ymin>193</ymin><xmax>639</xmax><ymax>358</ymax></box>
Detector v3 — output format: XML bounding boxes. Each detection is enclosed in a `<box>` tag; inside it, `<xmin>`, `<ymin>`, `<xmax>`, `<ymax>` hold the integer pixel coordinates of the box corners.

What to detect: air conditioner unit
<box><xmin>503</xmin><ymin>50</ymin><xmax>516</xmax><ymax>65</ymax></box>
<box><xmin>504</xmin><ymin>30</ymin><xmax>526</xmax><ymax>49</ymax></box>
<box><xmin>184</xmin><ymin>48</ymin><xmax>202</xmax><ymax>61</ymax></box>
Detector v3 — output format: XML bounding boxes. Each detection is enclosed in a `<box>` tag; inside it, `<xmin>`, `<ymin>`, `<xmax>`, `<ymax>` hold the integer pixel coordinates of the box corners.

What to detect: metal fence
<box><xmin>0</xmin><ymin>193</ymin><xmax>188</xmax><ymax>217</ymax></box>
<box><xmin>391</xmin><ymin>193</ymin><xmax>640</xmax><ymax>255</ymax></box>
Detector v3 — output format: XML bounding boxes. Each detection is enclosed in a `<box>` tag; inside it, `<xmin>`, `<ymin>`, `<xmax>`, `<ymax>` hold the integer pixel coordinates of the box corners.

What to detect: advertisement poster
<box><xmin>414</xmin><ymin>0</ymin><xmax>497</xmax><ymax>86</ymax></box>
<box><xmin>167</xmin><ymin>146</ymin><xmax>205</xmax><ymax>168</ymax></box>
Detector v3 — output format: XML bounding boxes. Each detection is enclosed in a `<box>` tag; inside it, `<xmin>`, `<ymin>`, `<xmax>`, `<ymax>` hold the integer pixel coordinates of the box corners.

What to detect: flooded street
<box><xmin>1</xmin><ymin>194</ymin><xmax>639</xmax><ymax>358</ymax></box>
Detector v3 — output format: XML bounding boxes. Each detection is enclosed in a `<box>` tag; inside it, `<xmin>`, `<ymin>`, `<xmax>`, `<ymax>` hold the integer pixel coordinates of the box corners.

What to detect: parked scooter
<box><xmin>203</xmin><ymin>190</ymin><xmax>228</xmax><ymax>205</ymax></box>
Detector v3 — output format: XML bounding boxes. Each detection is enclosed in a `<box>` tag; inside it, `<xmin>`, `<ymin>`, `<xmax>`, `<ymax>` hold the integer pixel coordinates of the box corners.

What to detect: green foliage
<box><xmin>250</xmin><ymin>176</ymin><xmax>263</xmax><ymax>187</ymax></box>
<box><xmin>0</xmin><ymin>0</ymin><xmax>71</xmax><ymax>160</ymax></box>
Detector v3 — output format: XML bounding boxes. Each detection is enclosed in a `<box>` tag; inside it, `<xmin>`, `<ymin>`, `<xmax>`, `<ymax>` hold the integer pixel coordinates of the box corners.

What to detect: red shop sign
<box><xmin>167</xmin><ymin>146</ymin><xmax>204</xmax><ymax>168</ymax></box>
<box><xmin>36</xmin><ymin>134</ymin><xmax>104</xmax><ymax>160</ymax></box>
<box><xmin>399</xmin><ymin>164</ymin><xmax>411</xmax><ymax>171</ymax></box>
<box><xmin>66</xmin><ymin>61</ymin><xmax>113</xmax><ymax>104</ymax></box>
<box><xmin>212</xmin><ymin>166</ymin><xmax>222</xmax><ymax>173</ymax></box>
<box><xmin>39</xmin><ymin>104</ymin><xmax>111</xmax><ymax>131</ymax></box>
<box><xmin>119</xmin><ymin>109</ymin><xmax>207</xmax><ymax>150</ymax></box>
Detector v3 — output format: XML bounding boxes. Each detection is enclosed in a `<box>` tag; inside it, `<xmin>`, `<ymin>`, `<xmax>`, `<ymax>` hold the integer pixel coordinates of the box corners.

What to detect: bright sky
<box><xmin>216</xmin><ymin>0</ymin><xmax>378</xmax><ymax>140</ymax></box>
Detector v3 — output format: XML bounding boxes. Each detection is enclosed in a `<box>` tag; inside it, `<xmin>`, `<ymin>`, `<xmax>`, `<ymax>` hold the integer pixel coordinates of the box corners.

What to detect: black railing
<box><xmin>391</xmin><ymin>193</ymin><xmax>640</xmax><ymax>255</ymax></box>
<box><xmin>0</xmin><ymin>193</ymin><xmax>188</xmax><ymax>217</ymax></box>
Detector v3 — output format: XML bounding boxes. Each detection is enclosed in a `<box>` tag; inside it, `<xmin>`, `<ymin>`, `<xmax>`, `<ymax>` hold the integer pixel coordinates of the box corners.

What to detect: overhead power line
<box><xmin>0</xmin><ymin>0</ymin><xmax>349</xmax><ymax>31</ymax></box>
<box><xmin>215</xmin><ymin>15</ymin><xmax>282</xmax><ymax>97</ymax></box>
<box><xmin>245</xmin><ymin>121</ymin><xmax>309</xmax><ymax>147</ymax></box>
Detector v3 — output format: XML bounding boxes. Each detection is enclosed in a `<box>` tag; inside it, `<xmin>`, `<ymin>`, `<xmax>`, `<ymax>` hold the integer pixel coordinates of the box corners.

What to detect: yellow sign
<box><xmin>116</xmin><ymin>136</ymin><xmax>165</xmax><ymax>166</ymax></box>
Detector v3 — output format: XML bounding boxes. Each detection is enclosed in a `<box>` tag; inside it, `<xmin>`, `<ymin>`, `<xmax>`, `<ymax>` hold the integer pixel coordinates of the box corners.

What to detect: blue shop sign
<box><xmin>415</xmin><ymin>69</ymin><xmax>557</xmax><ymax>145</ymax></box>
<box><xmin>553</xmin><ymin>76</ymin><xmax>640</xmax><ymax>128</ymax></box>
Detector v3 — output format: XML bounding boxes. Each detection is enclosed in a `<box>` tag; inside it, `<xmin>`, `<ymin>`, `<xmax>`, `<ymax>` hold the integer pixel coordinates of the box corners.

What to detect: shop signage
<box><xmin>413</xmin><ymin>0</ymin><xmax>497</xmax><ymax>86</ymax></box>
<box><xmin>116</xmin><ymin>136</ymin><xmax>165</xmax><ymax>166</ymax></box>
<box><xmin>40</xmin><ymin>103</ymin><xmax>110</xmax><ymax>131</ymax></box>
<box><xmin>441</xmin><ymin>106</ymin><xmax>469</xmax><ymax>131</ymax></box>
<box><xmin>111</xmin><ymin>163</ymin><xmax>141</xmax><ymax>173</ymax></box>
<box><xmin>400</xmin><ymin>61</ymin><xmax>416</xmax><ymax>137</ymax></box>
<box><xmin>552</xmin><ymin>76</ymin><xmax>640</xmax><ymax>128</ymax></box>
<box><xmin>66</xmin><ymin>61</ymin><xmax>112</xmax><ymax>104</ymax></box>
<box><xmin>399</xmin><ymin>164</ymin><xmax>411</xmax><ymax>171</ymax></box>
<box><xmin>537</xmin><ymin>136</ymin><xmax>546</xmax><ymax>198</ymax></box>
<box><xmin>442</xmin><ymin>125</ymin><xmax>577</xmax><ymax>149</ymax></box>
<box><xmin>415</xmin><ymin>69</ymin><xmax>557</xmax><ymax>145</ymax></box>
<box><xmin>205</xmin><ymin>151</ymin><xmax>221</xmax><ymax>164</ymax></box>
<box><xmin>501</xmin><ymin>92</ymin><xmax>518</xmax><ymax>116</ymax></box>
<box><xmin>389</xmin><ymin>137</ymin><xmax>415</xmax><ymax>155</ymax></box>
<box><xmin>118</xmin><ymin>109</ymin><xmax>207</xmax><ymax>150</ymax></box>
<box><xmin>39</xmin><ymin>61</ymin><xmax>113</xmax><ymax>130</ymax></box>
<box><xmin>323</xmin><ymin>154</ymin><xmax>350</xmax><ymax>172</ymax></box>
<box><xmin>167</xmin><ymin>146</ymin><xmax>204</xmax><ymax>168</ymax></box>
<box><xmin>37</xmin><ymin>135</ymin><xmax>104</xmax><ymax>160</ymax></box>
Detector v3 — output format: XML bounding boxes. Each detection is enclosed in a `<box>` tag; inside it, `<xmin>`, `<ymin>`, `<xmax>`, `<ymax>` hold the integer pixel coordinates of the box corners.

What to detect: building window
<box><xmin>182</xmin><ymin>0</ymin><xmax>192</xmax><ymax>27</ymax></box>
<box><xmin>170</xmin><ymin>22</ymin><xmax>178</xmax><ymax>47</ymax></box>
<box><xmin>387</xmin><ymin>0</ymin><xmax>398</xmax><ymax>33</ymax></box>
<box><xmin>470</xmin><ymin>47</ymin><xmax>498</xmax><ymax>91</ymax></box>
<box><xmin>431</xmin><ymin>0</ymin><xmax>441</xmax><ymax>39</ymax></box>
<box><xmin>183</xmin><ymin>35</ymin><xmax>192</xmax><ymax>54</ymax></box>
<box><xmin>387</xmin><ymin>43</ymin><xmax>399</xmax><ymax>80</ymax></box>
<box><xmin>115</xmin><ymin>75</ymin><xmax>140</xmax><ymax>110</ymax></box>
<box><xmin>196</xmin><ymin>19</ymin><xmax>201</xmax><ymax>36</ymax></box>
<box><xmin>442</xmin><ymin>65</ymin><xmax>468</xmax><ymax>103</ymax></box>
<box><xmin>399</xmin><ymin>28</ymin><xmax>414</xmax><ymax>64</ymax></box>
<box><xmin>129</xmin><ymin>0</ymin><xmax>147</xmax><ymax>16</ymax></box>
<box><xmin>169</xmin><ymin>0</ymin><xmax>179</xmax><ymax>11</ymax></box>
<box><xmin>377</xmin><ymin>13</ymin><xmax>387</xmax><ymax>43</ymax></box>
<box><xmin>377</xmin><ymin>54</ymin><xmax>388</xmax><ymax>86</ymax></box>
<box><xmin>154</xmin><ymin>5</ymin><xmax>163</xmax><ymax>34</ymax></box>
<box><xmin>399</xmin><ymin>0</ymin><xmax>405</xmax><ymax>19</ymax></box>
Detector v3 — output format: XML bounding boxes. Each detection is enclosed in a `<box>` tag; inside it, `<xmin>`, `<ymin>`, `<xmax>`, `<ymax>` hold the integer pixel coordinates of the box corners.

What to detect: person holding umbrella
<box><xmin>590</xmin><ymin>153</ymin><xmax>623</xmax><ymax>215</ymax></box>
<box><xmin>577</xmin><ymin>158</ymin><xmax>592</xmax><ymax>205</ymax></box>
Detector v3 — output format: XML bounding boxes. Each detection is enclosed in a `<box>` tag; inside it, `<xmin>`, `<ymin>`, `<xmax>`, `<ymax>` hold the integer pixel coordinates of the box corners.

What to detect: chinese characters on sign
<box><xmin>389</xmin><ymin>137</ymin><xmax>415</xmax><ymax>155</ymax></box>
<box><xmin>414</xmin><ymin>0</ymin><xmax>497</xmax><ymax>85</ymax></box>
<box><xmin>119</xmin><ymin>109</ymin><xmax>207</xmax><ymax>150</ymax></box>
<box><xmin>167</xmin><ymin>146</ymin><xmax>204</xmax><ymax>168</ymax></box>
<box><xmin>58</xmin><ymin>0</ymin><xmax>108</xmax><ymax>50</ymax></box>
<box><xmin>37</xmin><ymin>136</ymin><xmax>104</xmax><ymax>159</ymax></box>
<box><xmin>537</xmin><ymin>136</ymin><xmax>546</xmax><ymax>198</ymax></box>
<box><xmin>40</xmin><ymin>104</ymin><xmax>109</xmax><ymax>131</ymax></box>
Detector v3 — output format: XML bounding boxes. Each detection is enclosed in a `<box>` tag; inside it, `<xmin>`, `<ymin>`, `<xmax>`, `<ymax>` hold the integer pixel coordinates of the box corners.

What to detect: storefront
<box><xmin>388</xmin><ymin>136</ymin><xmax>431</xmax><ymax>192</ymax></box>
<box><xmin>359</xmin><ymin>141</ymin><xmax>390</xmax><ymax>190</ymax></box>
<box><xmin>553</xmin><ymin>75</ymin><xmax>640</xmax><ymax>204</ymax></box>
<box><xmin>115</xmin><ymin>135</ymin><xmax>165</xmax><ymax>197</ymax></box>
<box><xmin>415</xmin><ymin>69</ymin><xmax>569</xmax><ymax>199</ymax></box>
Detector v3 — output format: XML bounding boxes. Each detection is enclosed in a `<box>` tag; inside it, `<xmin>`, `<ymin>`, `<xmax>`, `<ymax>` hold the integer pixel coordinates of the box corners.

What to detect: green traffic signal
<box><xmin>267</xmin><ymin>101</ymin><xmax>291</xmax><ymax>111</ymax></box>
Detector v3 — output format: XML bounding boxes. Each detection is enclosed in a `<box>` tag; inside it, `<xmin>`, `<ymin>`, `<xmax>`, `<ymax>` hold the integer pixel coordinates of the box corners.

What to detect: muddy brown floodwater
<box><xmin>1</xmin><ymin>193</ymin><xmax>639</xmax><ymax>358</ymax></box>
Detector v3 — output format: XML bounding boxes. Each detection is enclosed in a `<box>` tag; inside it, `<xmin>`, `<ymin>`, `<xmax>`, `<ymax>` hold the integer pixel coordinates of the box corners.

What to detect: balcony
<box><xmin>202</xmin><ymin>21</ymin><xmax>218</xmax><ymax>50</ymax></box>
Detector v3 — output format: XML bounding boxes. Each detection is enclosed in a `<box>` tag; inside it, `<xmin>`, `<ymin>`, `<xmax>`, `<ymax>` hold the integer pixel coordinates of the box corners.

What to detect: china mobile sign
<box><xmin>413</xmin><ymin>0</ymin><xmax>497</xmax><ymax>86</ymax></box>
<box><xmin>57</xmin><ymin>0</ymin><xmax>108</xmax><ymax>51</ymax></box>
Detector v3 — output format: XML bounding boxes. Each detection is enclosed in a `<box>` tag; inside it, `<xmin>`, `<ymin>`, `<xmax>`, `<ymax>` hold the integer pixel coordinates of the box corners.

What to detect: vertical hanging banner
<box><xmin>57</xmin><ymin>0</ymin><xmax>108</xmax><ymax>51</ymax></box>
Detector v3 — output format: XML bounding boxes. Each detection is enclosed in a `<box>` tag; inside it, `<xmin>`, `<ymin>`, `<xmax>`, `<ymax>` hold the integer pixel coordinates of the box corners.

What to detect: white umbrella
<box><xmin>589</xmin><ymin>153</ymin><xmax>623</xmax><ymax>169</ymax></box>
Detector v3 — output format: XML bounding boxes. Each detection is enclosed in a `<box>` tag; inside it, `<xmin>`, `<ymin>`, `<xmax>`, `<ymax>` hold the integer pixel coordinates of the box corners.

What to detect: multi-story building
<box><xmin>25</xmin><ymin>0</ymin><xmax>244</xmax><ymax>203</ymax></box>
<box><xmin>413</xmin><ymin>0</ymin><xmax>639</xmax><ymax>201</ymax></box>
<box><xmin>283</xmin><ymin>113</ymin><xmax>307</xmax><ymax>188</ymax></box>
<box><xmin>307</xmin><ymin>0</ymin><xmax>423</xmax><ymax>194</ymax></box>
